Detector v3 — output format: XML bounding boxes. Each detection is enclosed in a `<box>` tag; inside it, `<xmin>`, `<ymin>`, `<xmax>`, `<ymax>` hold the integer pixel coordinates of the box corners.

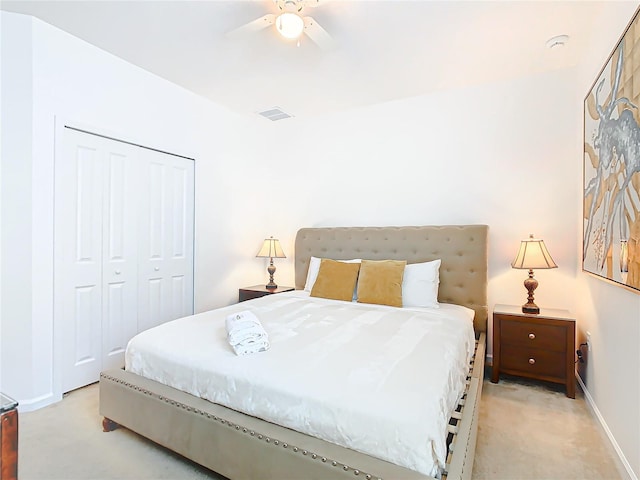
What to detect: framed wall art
<box><xmin>583</xmin><ymin>7</ymin><xmax>640</xmax><ymax>293</ymax></box>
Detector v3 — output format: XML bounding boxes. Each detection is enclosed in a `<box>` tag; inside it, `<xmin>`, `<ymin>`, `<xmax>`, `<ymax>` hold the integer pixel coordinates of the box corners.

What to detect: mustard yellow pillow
<box><xmin>356</xmin><ymin>259</ymin><xmax>407</xmax><ymax>307</ymax></box>
<box><xmin>310</xmin><ymin>259</ymin><xmax>361</xmax><ymax>302</ymax></box>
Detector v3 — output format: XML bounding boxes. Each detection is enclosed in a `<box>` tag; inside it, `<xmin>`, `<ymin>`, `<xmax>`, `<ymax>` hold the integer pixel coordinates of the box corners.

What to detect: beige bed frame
<box><xmin>100</xmin><ymin>225</ymin><xmax>488</xmax><ymax>480</ymax></box>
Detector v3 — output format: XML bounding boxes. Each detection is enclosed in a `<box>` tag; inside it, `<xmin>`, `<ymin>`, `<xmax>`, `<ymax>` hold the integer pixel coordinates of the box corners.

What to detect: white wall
<box><xmin>1</xmin><ymin>12</ymin><xmax>35</xmax><ymax>403</ymax></box>
<box><xmin>573</xmin><ymin>3</ymin><xmax>640</xmax><ymax>479</ymax></box>
<box><xmin>0</xmin><ymin>11</ymin><xmax>266</xmax><ymax>408</ymax></box>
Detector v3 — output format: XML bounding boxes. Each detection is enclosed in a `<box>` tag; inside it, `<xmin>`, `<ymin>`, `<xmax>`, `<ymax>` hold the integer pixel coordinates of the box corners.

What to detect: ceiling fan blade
<box><xmin>303</xmin><ymin>16</ymin><xmax>336</xmax><ymax>50</ymax></box>
<box><xmin>226</xmin><ymin>14</ymin><xmax>275</xmax><ymax>38</ymax></box>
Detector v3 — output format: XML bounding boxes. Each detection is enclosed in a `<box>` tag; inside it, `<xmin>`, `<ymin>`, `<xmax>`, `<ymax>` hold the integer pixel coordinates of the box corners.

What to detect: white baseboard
<box><xmin>17</xmin><ymin>391</ymin><xmax>61</xmax><ymax>412</ymax></box>
<box><xmin>577</xmin><ymin>374</ymin><xmax>638</xmax><ymax>480</ymax></box>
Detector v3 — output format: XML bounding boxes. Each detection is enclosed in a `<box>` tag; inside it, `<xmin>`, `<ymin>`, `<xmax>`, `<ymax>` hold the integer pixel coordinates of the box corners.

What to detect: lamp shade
<box><xmin>511</xmin><ymin>234</ymin><xmax>557</xmax><ymax>270</ymax></box>
<box><xmin>275</xmin><ymin>12</ymin><xmax>304</xmax><ymax>39</ymax></box>
<box><xmin>256</xmin><ymin>237</ymin><xmax>286</xmax><ymax>259</ymax></box>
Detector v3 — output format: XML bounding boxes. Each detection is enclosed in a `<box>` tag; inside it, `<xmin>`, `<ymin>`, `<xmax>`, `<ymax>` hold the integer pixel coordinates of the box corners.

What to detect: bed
<box><xmin>100</xmin><ymin>225</ymin><xmax>488</xmax><ymax>480</ymax></box>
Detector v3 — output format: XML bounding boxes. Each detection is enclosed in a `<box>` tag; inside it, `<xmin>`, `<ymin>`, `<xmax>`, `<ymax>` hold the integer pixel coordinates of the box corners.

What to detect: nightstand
<box><xmin>491</xmin><ymin>304</ymin><xmax>576</xmax><ymax>398</ymax></box>
<box><xmin>238</xmin><ymin>285</ymin><xmax>295</xmax><ymax>302</ymax></box>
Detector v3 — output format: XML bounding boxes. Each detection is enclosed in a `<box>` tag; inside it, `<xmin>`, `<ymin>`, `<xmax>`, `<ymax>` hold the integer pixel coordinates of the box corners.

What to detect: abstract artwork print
<box><xmin>583</xmin><ymin>8</ymin><xmax>640</xmax><ymax>292</ymax></box>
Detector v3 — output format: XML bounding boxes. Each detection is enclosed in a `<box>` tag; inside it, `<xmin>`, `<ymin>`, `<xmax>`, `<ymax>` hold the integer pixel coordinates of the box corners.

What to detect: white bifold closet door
<box><xmin>55</xmin><ymin>127</ymin><xmax>194</xmax><ymax>394</ymax></box>
<box><xmin>137</xmin><ymin>148</ymin><xmax>195</xmax><ymax>333</ymax></box>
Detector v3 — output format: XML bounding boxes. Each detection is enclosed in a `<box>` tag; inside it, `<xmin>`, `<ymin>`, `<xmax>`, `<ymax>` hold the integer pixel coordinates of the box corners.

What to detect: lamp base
<box><xmin>522</xmin><ymin>269</ymin><xmax>540</xmax><ymax>314</ymax></box>
<box><xmin>266</xmin><ymin>261</ymin><xmax>277</xmax><ymax>289</ymax></box>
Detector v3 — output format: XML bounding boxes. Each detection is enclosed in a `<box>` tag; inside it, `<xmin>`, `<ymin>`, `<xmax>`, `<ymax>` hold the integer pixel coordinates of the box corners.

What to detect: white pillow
<box><xmin>402</xmin><ymin>259</ymin><xmax>441</xmax><ymax>308</ymax></box>
<box><xmin>304</xmin><ymin>256</ymin><xmax>322</xmax><ymax>291</ymax></box>
<box><xmin>304</xmin><ymin>257</ymin><xmax>362</xmax><ymax>292</ymax></box>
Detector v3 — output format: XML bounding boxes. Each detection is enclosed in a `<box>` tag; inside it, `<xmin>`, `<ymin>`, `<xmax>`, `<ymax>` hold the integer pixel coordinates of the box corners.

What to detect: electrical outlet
<box><xmin>586</xmin><ymin>331</ymin><xmax>592</xmax><ymax>351</ymax></box>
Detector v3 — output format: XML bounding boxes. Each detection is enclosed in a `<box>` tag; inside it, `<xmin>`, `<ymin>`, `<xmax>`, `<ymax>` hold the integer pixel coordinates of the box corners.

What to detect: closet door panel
<box><xmin>56</xmin><ymin>132</ymin><xmax>104</xmax><ymax>393</ymax></box>
<box><xmin>101</xmin><ymin>147</ymin><xmax>139</xmax><ymax>370</ymax></box>
<box><xmin>138</xmin><ymin>159</ymin><xmax>168</xmax><ymax>332</ymax></box>
<box><xmin>168</xmin><ymin>162</ymin><xmax>194</xmax><ymax>320</ymax></box>
<box><xmin>138</xmin><ymin>150</ymin><xmax>194</xmax><ymax>332</ymax></box>
<box><xmin>72</xmin><ymin>285</ymin><xmax>101</xmax><ymax>365</ymax></box>
<box><xmin>148</xmin><ymin>161</ymin><xmax>166</xmax><ymax>261</ymax></box>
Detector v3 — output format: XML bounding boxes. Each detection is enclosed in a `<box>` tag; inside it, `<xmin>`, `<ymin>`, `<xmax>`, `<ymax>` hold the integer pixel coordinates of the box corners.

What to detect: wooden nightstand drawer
<box><xmin>500</xmin><ymin>319</ymin><xmax>566</xmax><ymax>352</ymax></box>
<box><xmin>501</xmin><ymin>345</ymin><xmax>566</xmax><ymax>380</ymax></box>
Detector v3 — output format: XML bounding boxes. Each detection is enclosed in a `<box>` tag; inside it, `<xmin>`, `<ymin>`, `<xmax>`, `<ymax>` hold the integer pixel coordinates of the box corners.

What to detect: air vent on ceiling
<box><xmin>258</xmin><ymin>107</ymin><xmax>293</xmax><ymax>121</ymax></box>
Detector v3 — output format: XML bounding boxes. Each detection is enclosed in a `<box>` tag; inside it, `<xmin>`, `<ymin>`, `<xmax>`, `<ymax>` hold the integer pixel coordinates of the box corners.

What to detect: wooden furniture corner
<box><xmin>0</xmin><ymin>394</ymin><xmax>18</xmax><ymax>480</ymax></box>
<box><xmin>491</xmin><ymin>304</ymin><xmax>576</xmax><ymax>398</ymax></box>
<box><xmin>238</xmin><ymin>285</ymin><xmax>295</xmax><ymax>302</ymax></box>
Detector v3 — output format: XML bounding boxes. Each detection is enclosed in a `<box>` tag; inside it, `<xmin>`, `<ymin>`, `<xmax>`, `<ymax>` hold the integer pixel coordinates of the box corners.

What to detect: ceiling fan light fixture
<box><xmin>275</xmin><ymin>12</ymin><xmax>304</xmax><ymax>39</ymax></box>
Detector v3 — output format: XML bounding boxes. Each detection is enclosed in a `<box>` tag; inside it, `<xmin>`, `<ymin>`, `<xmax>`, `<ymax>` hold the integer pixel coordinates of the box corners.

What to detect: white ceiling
<box><xmin>0</xmin><ymin>0</ymin><xmax>633</xmax><ymax>118</ymax></box>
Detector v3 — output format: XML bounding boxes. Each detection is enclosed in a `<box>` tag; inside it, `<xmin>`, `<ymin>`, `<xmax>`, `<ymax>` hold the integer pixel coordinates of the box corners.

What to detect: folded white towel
<box><xmin>226</xmin><ymin>311</ymin><xmax>267</xmax><ymax>345</ymax></box>
<box><xmin>228</xmin><ymin>325</ymin><xmax>267</xmax><ymax>346</ymax></box>
<box><xmin>232</xmin><ymin>338</ymin><xmax>270</xmax><ymax>356</ymax></box>
<box><xmin>225</xmin><ymin>310</ymin><xmax>261</xmax><ymax>333</ymax></box>
<box><xmin>225</xmin><ymin>311</ymin><xmax>270</xmax><ymax>355</ymax></box>
<box><xmin>229</xmin><ymin>329</ymin><xmax>265</xmax><ymax>346</ymax></box>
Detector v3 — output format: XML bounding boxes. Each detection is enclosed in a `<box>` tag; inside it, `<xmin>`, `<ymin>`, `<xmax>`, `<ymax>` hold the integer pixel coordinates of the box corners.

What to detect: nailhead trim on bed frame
<box><xmin>101</xmin><ymin>336</ymin><xmax>480</xmax><ymax>480</ymax></box>
<box><xmin>100</xmin><ymin>372</ymin><xmax>381</xmax><ymax>479</ymax></box>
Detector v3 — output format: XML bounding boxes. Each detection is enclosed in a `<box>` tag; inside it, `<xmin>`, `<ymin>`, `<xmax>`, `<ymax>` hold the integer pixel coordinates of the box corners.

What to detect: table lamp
<box><xmin>256</xmin><ymin>236</ymin><xmax>286</xmax><ymax>289</ymax></box>
<box><xmin>511</xmin><ymin>234</ymin><xmax>557</xmax><ymax>314</ymax></box>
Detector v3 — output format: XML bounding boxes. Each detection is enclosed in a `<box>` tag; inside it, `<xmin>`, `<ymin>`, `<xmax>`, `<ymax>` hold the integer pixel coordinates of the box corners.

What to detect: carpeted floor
<box><xmin>19</xmin><ymin>384</ymin><xmax>219</xmax><ymax>480</ymax></box>
<box><xmin>473</xmin><ymin>375</ymin><xmax>625</xmax><ymax>480</ymax></box>
<box><xmin>18</xmin><ymin>373</ymin><xmax>625</xmax><ymax>480</ymax></box>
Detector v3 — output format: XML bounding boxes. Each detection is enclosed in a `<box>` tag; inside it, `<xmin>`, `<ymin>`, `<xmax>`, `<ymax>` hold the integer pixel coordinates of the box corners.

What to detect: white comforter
<box><xmin>125</xmin><ymin>291</ymin><xmax>476</xmax><ymax>477</ymax></box>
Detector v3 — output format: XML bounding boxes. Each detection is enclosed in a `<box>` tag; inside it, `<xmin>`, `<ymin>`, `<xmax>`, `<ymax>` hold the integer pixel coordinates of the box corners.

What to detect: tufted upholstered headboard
<box><xmin>294</xmin><ymin>225</ymin><xmax>489</xmax><ymax>332</ymax></box>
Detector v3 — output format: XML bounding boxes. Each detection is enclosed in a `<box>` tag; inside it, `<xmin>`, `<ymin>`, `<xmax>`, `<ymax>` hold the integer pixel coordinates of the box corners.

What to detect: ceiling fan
<box><xmin>227</xmin><ymin>0</ymin><xmax>335</xmax><ymax>49</ymax></box>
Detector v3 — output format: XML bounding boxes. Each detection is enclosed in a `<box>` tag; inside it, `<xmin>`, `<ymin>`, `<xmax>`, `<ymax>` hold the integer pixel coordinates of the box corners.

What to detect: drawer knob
<box><xmin>528</xmin><ymin>358</ymin><xmax>536</xmax><ymax>365</ymax></box>
<box><xmin>528</xmin><ymin>333</ymin><xmax>536</xmax><ymax>340</ymax></box>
